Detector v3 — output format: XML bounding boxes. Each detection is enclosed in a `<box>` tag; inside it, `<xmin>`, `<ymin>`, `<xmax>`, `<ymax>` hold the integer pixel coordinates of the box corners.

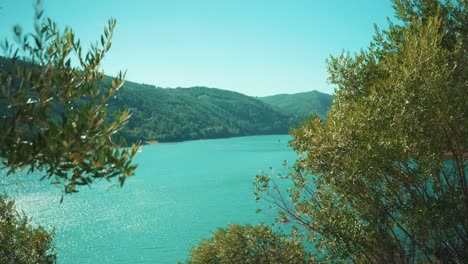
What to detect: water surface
<box><xmin>2</xmin><ymin>135</ymin><xmax>296</xmax><ymax>263</ymax></box>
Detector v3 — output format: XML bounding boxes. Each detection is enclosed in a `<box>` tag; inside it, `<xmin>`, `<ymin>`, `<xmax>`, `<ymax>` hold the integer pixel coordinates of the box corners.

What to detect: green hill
<box><xmin>106</xmin><ymin>80</ymin><xmax>292</xmax><ymax>143</ymax></box>
<box><xmin>1</xmin><ymin>56</ymin><xmax>329</xmax><ymax>143</ymax></box>
<box><xmin>258</xmin><ymin>90</ymin><xmax>333</xmax><ymax>120</ymax></box>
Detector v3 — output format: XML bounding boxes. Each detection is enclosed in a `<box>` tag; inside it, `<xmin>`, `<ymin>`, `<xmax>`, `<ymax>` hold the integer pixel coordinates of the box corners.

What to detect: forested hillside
<box><xmin>259</xmin><ymin>90</ymin><xmax>332</xmax><ymax>120</ymax></box>
<box><xmin>106</xmin><ymin>79</ymin><xmax>292</xmax><ymax>143</ymax></box>
<box><xmin>0</xmin><ymin>56</ymin><xmax>331</xmax><ymax>144</ymax></box>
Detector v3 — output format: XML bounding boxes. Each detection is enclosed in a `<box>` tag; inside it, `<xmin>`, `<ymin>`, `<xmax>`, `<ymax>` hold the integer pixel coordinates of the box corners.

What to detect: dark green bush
<box><xmin>0</xmin><ymin>194</ymin><xmax>56</xmax><ymax>264</ymax></box>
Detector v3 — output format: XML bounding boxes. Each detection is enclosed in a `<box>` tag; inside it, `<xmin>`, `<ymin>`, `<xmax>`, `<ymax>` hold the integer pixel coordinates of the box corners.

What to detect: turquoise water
<box><xmin>1</xmin><ymin>135</ymin><xmax>296</xmax><ymax>263</ymax></box>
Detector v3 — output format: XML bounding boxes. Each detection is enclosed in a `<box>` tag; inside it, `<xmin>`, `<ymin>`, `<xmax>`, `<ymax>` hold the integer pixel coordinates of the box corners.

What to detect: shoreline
<box><xmin>141</xmin><ymin>133</ymin><xmax>291</xmax><ymax>145</ymax></box>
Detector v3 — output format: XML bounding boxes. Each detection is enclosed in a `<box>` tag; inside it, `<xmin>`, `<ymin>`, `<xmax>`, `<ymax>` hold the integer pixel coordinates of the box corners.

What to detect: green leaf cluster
<box><xmin>183</xmin><ymin>224</ymin><xmax>310</xmax><ymax>264</ymax></box>
<box><xmin>0</xmin><ymin>194</ymin><xmax>56</xmax><ymax>264</ymax></box>
<box><xmin>0</xmin><ymin>3</ymin><xmax>140</xmax><ymax>194</ymax></box>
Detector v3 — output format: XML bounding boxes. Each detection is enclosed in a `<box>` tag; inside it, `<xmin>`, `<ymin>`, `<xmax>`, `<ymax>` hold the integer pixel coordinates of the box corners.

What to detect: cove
<box><xmin>1</xmin><ymin>135</ymin><xmax>297</xmax><ymax>263</ymax></box>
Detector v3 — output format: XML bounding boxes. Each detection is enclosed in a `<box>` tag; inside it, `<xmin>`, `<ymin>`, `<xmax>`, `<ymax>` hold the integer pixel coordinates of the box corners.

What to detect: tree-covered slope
<box><xmin>258</xmin><ymin>90</ymin><xmax>333</xmax><ymax>119</ymax></box>
<box><xmin>1</xmin><ymin>56</ymin><xmax>327</xmax><ymax>144</ymax></box>
<box><xmin>106</xmin><ymin>80</ymin><xmax>292</xmax><ymax>143</ymax></box>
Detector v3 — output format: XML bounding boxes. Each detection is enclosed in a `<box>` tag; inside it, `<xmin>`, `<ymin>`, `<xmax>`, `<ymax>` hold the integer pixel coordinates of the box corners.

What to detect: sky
<box><xmin>0</xmin><ymin>0</ymin><xmax>395</xmax><ymax>96</ymax></box>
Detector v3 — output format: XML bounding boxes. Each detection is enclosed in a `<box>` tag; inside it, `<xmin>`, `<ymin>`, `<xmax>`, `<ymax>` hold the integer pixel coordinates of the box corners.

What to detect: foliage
<box><xmin>0</xmin><ymin>194</ymin><xmax>56</xmax><ymax>263</ymax></box>
<box><xmin>0</xmin><ymin>3</ymin><xmax>139</xmax><ymax>194</ymax></box>
<box><xmin>183</xmin><ymin>224</ymin><xmax>310</xmax><ymax>264</ymax></box>
<box><xmin>258</xmin><ymin>90</ymin><xmax>333</xmax><ymax>120</ymax></box>
<box><xmin>107</xmin><ymin>84</ymin><xmax>292</xmax><ymax>143</ymax></box>
<box><xmin>254</xmin><ymin>0</ymin><xmax>467</xmax><ymax>263</ymax></box>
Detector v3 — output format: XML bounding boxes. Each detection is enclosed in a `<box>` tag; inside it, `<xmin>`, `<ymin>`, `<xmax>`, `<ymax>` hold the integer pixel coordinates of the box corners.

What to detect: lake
<box><xmin>1</xmin><ymin>135</ymin><xmax>297</xmax><ymax>263</ymax></box>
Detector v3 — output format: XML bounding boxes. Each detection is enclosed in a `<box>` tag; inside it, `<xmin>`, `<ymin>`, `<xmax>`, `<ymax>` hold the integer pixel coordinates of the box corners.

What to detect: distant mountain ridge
<box><xmin>258</xmin><ymin>90</ymin><xmax>333</xmax><ymax>120</ymax></box>
<box><xmin>106</xmin><ymin>80</ymin><xmax>294</xmax><ymax>143</ymax></box>
<box><xmin>108</xmin><ymin>82</ymin><xmax>333</xmax><ymax>143</ymax></box>
<box><xmin>0</xmin><ymin>56</ymin><xmax>332</xmax><ymax>143</ymax></box>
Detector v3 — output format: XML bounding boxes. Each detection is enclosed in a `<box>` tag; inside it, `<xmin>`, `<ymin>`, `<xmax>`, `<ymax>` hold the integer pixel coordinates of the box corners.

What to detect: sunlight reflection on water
<box><xmin>2</xmin><ymin>135</ymin><xmax>295</xmax><ymax>263</ymax></box>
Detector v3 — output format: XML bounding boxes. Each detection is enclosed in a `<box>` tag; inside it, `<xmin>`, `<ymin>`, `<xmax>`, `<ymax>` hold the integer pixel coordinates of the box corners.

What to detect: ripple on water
<box><xmin>1</xmin><ymin>135</ymin><xmax>296</xmax><ymax>263</ymax></box>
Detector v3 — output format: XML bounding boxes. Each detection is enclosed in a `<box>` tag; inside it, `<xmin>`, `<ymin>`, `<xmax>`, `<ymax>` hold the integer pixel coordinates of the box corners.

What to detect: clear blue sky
<box><xmin>0</xmin><ymin>0</ymin><xmax>395</xmax><ymax>96</ymax></box>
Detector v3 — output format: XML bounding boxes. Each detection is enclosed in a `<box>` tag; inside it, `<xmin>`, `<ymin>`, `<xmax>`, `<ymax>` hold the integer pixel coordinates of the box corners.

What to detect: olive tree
<box><xmin>184</xmin><ymin>224</ymin><xmax>310</xmax><ymax>264</ymax></box>
<box><xmin>0</xmin><ymin>1</ymin><xmax>140</xmax><ymax>194</ymax></box>
<box><xmin>1</xmin><ymin>2</ymin><xmax>140</xmax><ymax>262</ymax></box>
<box><xmin>255</xmin><ymin>0</ymin><xmax>467</xmax><ymax>263</ymax></box>
<box><xmin>0</xmin><ymin>194</ymin><xmax>55</xmax><ymax>263</ymax></box>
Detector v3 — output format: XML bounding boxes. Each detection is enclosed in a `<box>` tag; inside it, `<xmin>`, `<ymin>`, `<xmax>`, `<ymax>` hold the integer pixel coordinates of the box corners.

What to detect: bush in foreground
<box><xmin>184</xmin><ymin>224</ymin><xmax>310</xmax><ymax>264</ymax></box>
<box><xmin>254</xmin><ymin>0</ymin><xmax>467</xmax><ymax>262</ymax></box>
<box><xmin>0</xmin><ymin>194</ymin><xmax>56</xmax><ymax>264</ymax></box>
